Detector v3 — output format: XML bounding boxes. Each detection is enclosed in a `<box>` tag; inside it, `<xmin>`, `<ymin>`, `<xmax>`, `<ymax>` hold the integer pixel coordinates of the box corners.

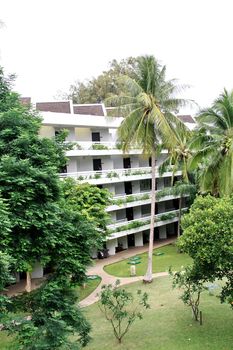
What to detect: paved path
<box><xmin>80</xmin><ymin>238</ymin><xmax>175</xmax><ymax>307</ymax></box>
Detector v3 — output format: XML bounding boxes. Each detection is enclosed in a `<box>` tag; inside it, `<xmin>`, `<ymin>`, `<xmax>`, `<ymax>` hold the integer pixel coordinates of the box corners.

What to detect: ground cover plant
<box><xmin>104</xmin><ymin>244</ymin><xmax>192</xmax><ymax>277</ymax></box>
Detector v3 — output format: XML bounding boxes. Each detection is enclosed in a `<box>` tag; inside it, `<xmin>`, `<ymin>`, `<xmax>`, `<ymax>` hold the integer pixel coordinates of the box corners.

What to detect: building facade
<box><xmin>36</xmin><ymin>100</ymin><xmax>195</xmax><ymax>257</ymax></box>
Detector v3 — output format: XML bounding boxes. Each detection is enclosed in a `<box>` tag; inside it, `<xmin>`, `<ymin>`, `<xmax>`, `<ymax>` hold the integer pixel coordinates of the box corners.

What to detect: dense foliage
<box><xmin>0</xmin><ymin>67</ymin><xmax>102</xmax><ymax>348</ymax></box>
<box><xmin>178</xmin><ymin>195</ymin><xmax>233</xmax><ymax>307</ymax></box>
<box><xmin>189</xmin><ymin>89</ymin><xmax>233</xmax><ymax>196</ymax></box>
<box><xmin>61</xmin><ymin>178</ymin><xmax>111</xmax><ymax>234</ymax></box>
<box><xmin>62</xmin><ymin>57</ymin><xmax>137</xmax><ymax>105</ymax></box>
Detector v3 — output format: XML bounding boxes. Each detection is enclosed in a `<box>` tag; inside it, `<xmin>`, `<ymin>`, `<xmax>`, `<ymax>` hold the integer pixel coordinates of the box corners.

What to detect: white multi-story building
<box><xmin>36</xmin><ymin>100</ymin><xmax>195</xmax><ymax>257</ymax></box>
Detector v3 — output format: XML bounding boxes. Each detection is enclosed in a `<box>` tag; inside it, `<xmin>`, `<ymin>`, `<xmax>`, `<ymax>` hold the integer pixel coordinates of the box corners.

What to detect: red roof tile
<box><xmin>73</xmin><ymin>104</ymin><xmax>104</xmax><ymax>116</ymax></box>
<box><xmin>36</xmin><ymin>101</ymin><xmax>71</xmax><ymax>114</ymax></box>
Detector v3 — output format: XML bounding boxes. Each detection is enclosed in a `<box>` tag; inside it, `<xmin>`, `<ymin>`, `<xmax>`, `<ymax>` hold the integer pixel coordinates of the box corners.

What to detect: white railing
<box><xmin>107</xmin><ymin>208</ymin><xmax>185</xmax><ymax>230</ymax></box>
<box><xmin>65</xmin><ymin>141</ymin><xmax>121</xmax><ymax>151</ymax></box>
<box><xmin>112</xmin><ymin>191</ymin><xmax>151</xmax><ymax>200</ymax></box>
<box><xmin>60</xmin><ymin>166</ymin><xmax>154</xmax><ymax>181</ymax></box>
<box><xmin>65</xmin><ymin>141</ymin><xmax>168</xmax><ymax>153</ymax></box>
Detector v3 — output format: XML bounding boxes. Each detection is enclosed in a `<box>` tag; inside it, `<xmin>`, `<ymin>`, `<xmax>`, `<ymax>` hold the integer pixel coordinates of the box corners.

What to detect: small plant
<box><xmin>106</xmin><ymin>171</ymin><xmax>119</xmax><ymax>178</ymax></box>
<box><xmin>94</xmin><ymin>173</ymin><xmax>101</xmax><ymax>179</ymax></box>
<box><xmin>91</xmin><ymin>144</ymin><xmax>109</xmax><ymax>150</ymax></box>
<box><xmin>158</xmin><ymin>212</ymin><xmax>176</xmax><ymax>221</ymax></box>
<box><xmin>77</xmin><ymin>175</ymin><xmax>84</xmax><ymax>181</ymax></box>
<box><xmin>170</xmin><ymin>266</ymin><xmax>207</xmax><ymax>323</ymax></box>
<box><xmin>74</xmin><ymin>142</ymin><xmax>82</xmax><ymax>150</ymax></box>
<box><xmin>98</xmin><ymin>280</ymin><xmax>150</xmax><ymax>344</ymax></box>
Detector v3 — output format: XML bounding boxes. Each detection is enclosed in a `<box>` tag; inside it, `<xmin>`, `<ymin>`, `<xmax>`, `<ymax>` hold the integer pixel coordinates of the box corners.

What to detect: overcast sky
<box><xmin>1</xmin><ymin>0</ymin><xmax>233</xmax><ymax>114</ymax></box>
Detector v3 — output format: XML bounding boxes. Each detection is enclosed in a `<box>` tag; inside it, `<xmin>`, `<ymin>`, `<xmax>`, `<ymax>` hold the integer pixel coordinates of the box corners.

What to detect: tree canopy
<box><xmin>60</xmin><ymin>57</ymin><xmax>137</xmax><ymax>105</ymax></box>
<box><xmin>178</xmin><ymin>195</ymin><xmax>233</xmax><ymax>307</ymax></box>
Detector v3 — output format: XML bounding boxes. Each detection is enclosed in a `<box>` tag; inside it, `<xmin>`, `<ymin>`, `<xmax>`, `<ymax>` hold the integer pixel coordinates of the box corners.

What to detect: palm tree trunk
<box><xmin>143</xmin><ymin>153</ymin><xmax>156</xmax><ymax>283</ymax></box>
<box><xmin>25</xmin><ymin>271</ymin><xmax>32</xmax><ymax>293</ymax></box>
<box><xmin>178</xmin><ymin>196</ymin><xmax>182</xmax><ymax>238</ymax></box>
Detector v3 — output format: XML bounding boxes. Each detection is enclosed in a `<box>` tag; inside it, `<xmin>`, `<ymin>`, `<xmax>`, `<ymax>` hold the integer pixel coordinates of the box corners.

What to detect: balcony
<box><xmin>106</xmin><ymin>190</ymin><xmax>187</xmax><ymax>212</ymax></box>
<box><xmin>60</xmin><ymin>167</ymin><xmax>182</xmax><ymax>185</ymax></box>
<box><xmin>107</xmin><ymin>208</ymin><xmax>188</xmax><ymax>239</ymax></box>
<box><xmin>65</xmin><ymin>141</ymin><xmax>168</xmax><ymax>157</ymax></box>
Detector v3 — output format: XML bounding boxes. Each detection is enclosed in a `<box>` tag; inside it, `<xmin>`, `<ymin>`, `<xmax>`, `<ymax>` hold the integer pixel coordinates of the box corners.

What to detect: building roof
<box><xmin>36</xmin><ymin>101</ymin><xmax>71</xmax><ymax>114</ymax></box>
<box><xmin>177</xmin><ymin>115</ymin><xmax>195</xmax><ymax>123</ymax></box>
<box><xmin>20</xmin><ymin>97</ymin><xmax>31</xmax><ymax>105</ymax></box>
<box><xmin>73</xmin><ymin>104</ymin><xmax>105</xmax><ymax>116</ymax></box>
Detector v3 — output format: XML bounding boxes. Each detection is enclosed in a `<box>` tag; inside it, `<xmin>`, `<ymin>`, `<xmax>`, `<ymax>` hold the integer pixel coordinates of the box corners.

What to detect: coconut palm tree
<box><xmin>189</xmin><ymin>89</ymin><xmax>233</xmax><ymax>197</ymax></box>
<box><xmin>113</xmin><ymin>55</ymin><xmax>189</xmax><ymax>282</ymax></box>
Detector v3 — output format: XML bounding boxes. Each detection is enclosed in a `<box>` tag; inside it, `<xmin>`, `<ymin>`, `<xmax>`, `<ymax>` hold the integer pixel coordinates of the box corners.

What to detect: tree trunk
<box><xmin>25</xmin><ymin>271</ymin><xmax>32</xmax><ymax>293</ymax></box>
<box><xmin>178</xmin><ymin>196</ymin><xmax>182</xmax><ymax>238</ymax></box>
<box><xmin>143</xmin><ymin>154</ymin><xmax>156</xmax><ymax>283</ymax></box>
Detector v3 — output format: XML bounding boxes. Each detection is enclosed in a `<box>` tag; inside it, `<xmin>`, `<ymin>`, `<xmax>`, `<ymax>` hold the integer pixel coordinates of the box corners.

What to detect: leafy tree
<box><xmin>189</xmin><ymin>89</ymin><xmax>233</xmax><ymax>196</ymax></box>
<box><xmin>178</xmin><ymin>195</ymin><xmax>233</xmax><ymax>308</ymax></box>
<box><xmin>114</xmin><ymin>55</ymin><xmax>189</xmax><ymax>282</ymax></box>
<box><xmin>98</xmin><ymin>280</ymin><xmax>150</xmax><ymax>344</ymax></box>
<box><xmin>61</xmin><ymin>57</ymin><xmax>137</xmax><ymax>105</ymax></box>
<box><xmin>61</xmin><ymin>178</ymin><xmax>111</xmax><ymax>234</ymax></box>
<box><xmin>0</xmin><ymin>252</ymin><xmax>15</xmax><ymax>321</ymax></box>
<box><xmin>170</xmin><ymin>266</ymin><xmax>206</xmax><ymax>322</ymax></box>
<box><xmin>9</xmin><ymin>279</ymin><xmax>91</xmax><ymax>350</ymax></box>
<box><xmin>0</xmin><ymin>67</ymin><xmax>97</xmax><ymax>347</ymax></box>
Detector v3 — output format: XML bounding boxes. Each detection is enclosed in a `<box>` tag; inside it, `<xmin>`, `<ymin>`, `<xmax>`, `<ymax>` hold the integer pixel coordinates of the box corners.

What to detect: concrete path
<box><xmin>80</xmin><ymin>238</ymin><xmax>175</xmax><ymax>307</ymax></box>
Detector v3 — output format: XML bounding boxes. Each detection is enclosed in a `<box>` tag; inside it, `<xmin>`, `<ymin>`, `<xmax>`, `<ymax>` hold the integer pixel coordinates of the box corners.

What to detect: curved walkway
<box><xmin>80</xmin><ymin>238</ymin><xmax>175</xmax><ymax>307</ymax></box>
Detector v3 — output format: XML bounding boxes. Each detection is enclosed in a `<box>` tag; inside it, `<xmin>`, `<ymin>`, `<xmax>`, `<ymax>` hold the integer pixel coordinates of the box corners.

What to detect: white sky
<box><xmin>1</xmin><ymin>0</ymin><xmax>233</xmax><ymax>114</ymax></box>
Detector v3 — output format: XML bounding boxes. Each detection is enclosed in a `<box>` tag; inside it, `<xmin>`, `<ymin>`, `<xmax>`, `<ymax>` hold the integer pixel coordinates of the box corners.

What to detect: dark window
<box><xmin>126</xmin><ymin>207</ymin><xmax>134</xmax><ymax>221</ymax></box>
<box><xmin>93</xmin><ymin>159</ymin><xmax>102</xmax><ymax>171</ymax></box>
<box><xmin>140</xmin><ymin>179</ymin><xmax>151</xmax><ymax>192</ymax></box>
<box><xmin>92</xmin><ymin>132</ymin><xmax>100</xmax><ymax>142</ymax></box>
<box><xmin>123</xmin><ymin>158</ymin><xmax>131</xmax><ymax>169</ymax></box>
<box><xmin>124</xmin><ymin>182</ymin><xmax>132</xmax><ymax>195</ymax></box>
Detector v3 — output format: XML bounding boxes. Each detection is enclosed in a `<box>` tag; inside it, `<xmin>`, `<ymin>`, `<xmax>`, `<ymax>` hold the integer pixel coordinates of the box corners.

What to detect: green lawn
<box><xmin>104</xmin><ymin>244</ymin><xmax>192</xmax><ymax>277</ymax></box>
<box><xmin>84</xmin><ymin>276</ymin><xmax>233</xmax><ymax>350</ymax></box>
<box><xmin>75</xmin><ymin>276</ymin><xmax>101</xmax><ymax>301</ymax></box>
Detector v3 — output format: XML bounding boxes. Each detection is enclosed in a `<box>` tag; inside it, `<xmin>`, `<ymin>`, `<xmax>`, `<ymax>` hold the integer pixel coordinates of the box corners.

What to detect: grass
<box><xmin>75</xmin><ymin>276</ymin><xmax>101</xmax><ymax>301</ymax></box>
<box><xmin>84</xmin><ymin>276</ymin><xmax>233</xmax><ymax>350</ymax></box>
<box><xmin>104</xmin><ymin>243</ymin><xmax>192</xmax><ymax>277</ymax></box>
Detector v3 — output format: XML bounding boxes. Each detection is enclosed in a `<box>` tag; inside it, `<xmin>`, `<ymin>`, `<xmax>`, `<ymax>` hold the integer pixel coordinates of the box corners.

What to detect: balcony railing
<box><xmin>65</xmin><ymin>141</ymin><xmax>122</xmax><ymax>151</ymax></box>
<box><xmin>60</xmin><ymin>166</ymin><xmax>154</xmax><ymax>181</ymax></box>
<box><xmin>107</xmin><ymin>208</ymin><xmax>188</xmax><ymax>233</ymax></box>
<box><xmin>65</xmin><ymin>141</ymin><xmax>168</xmax><ymax>153</ymax></box>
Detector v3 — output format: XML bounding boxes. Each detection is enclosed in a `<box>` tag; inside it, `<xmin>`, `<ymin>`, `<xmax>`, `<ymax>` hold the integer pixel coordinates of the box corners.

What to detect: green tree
<box><xmin>61</xmin><ymin>178</ymin><xmax>111</xmax><ymax>234</ymax></box>
<box><xmin>115</xmin><ymin>55</ymin><xmax>189</xmax><ymax>282</ymax></box>
<box><xmin>189</xmin><ymin>89</ymin><xmax>233</xmax><ymax>196</ymax></box>
<box><xmin>98</xmin><ymin>280</ymin><xmax>150</xmax><ymax>344</ymax></box>
<box><xmin>0</xmin><ymin>252</ymin><xmax>15</xmax><ymax>321</ymax></box>
<box><xmin>170</xmin><ymin>265</ymin><xmax>206</xmax><ymax>322</ymax></box>
<box><xmin>178</xmin><ymin>195</ymin><xmax>233</xmax><ymax>307</ymax></box>
<box><xmin>61</xmin><ymin>57</ymin><xmax>137</xmax><ymax>105</ymax></box>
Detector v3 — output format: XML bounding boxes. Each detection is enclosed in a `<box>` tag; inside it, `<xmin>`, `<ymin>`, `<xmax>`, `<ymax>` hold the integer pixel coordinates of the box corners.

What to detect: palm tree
<box><xmin>113</xmin><ymin>55</ymin><xmax>189</xmax><ymax>282</ymax></box>
<box><xmin>159</xmin><ymin>126</ymin><xmax>197</xmax><ymax>237</ymax></box>
<box><xmin>189</xmin><ymin>89</ymin><xmax>233</xmax><ymax>197</ymax></box>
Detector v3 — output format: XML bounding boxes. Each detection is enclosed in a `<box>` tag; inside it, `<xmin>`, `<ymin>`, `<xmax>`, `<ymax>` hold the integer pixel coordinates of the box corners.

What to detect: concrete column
<box><xmin>66</xmin><ymin>127</ymin><xmax>76</xmax><ymax>141</ymax></box>
<box><xmin>159</xmin><ymin>225</ymin><xmax>167</xmax><ymax>239</ymax></box>
<box><xmin>67</xmin><ymin>158</ymin><xmax>78</xmax><ymax>173</ymax></box>
<box><xmin>31</xmin><ymin>262</ymin><xmax>43</xmax><ymax>279</ymax></box>
<box><xmin>133</xmin><ymin>206</ymin><xmax>141</xmax><ymax>219</ymax></box>
<box><xmin>118</xmin><ymin>236</ymin><xmax>128</xmax><ymax>249</ymax></box>
<box><xmin>132</xmin><ymin>180</ymin><xmax>140</xmax><ymax>194</ymax></box>
<box><xmin>106</xmin><ymin>238</ymin><xmax>117</xmax><ymax>255</ymax></box>
<box><xmin>134</xmin><ymin>232</ymin><xmax>143</xmax><ymax>247</ymax></box>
